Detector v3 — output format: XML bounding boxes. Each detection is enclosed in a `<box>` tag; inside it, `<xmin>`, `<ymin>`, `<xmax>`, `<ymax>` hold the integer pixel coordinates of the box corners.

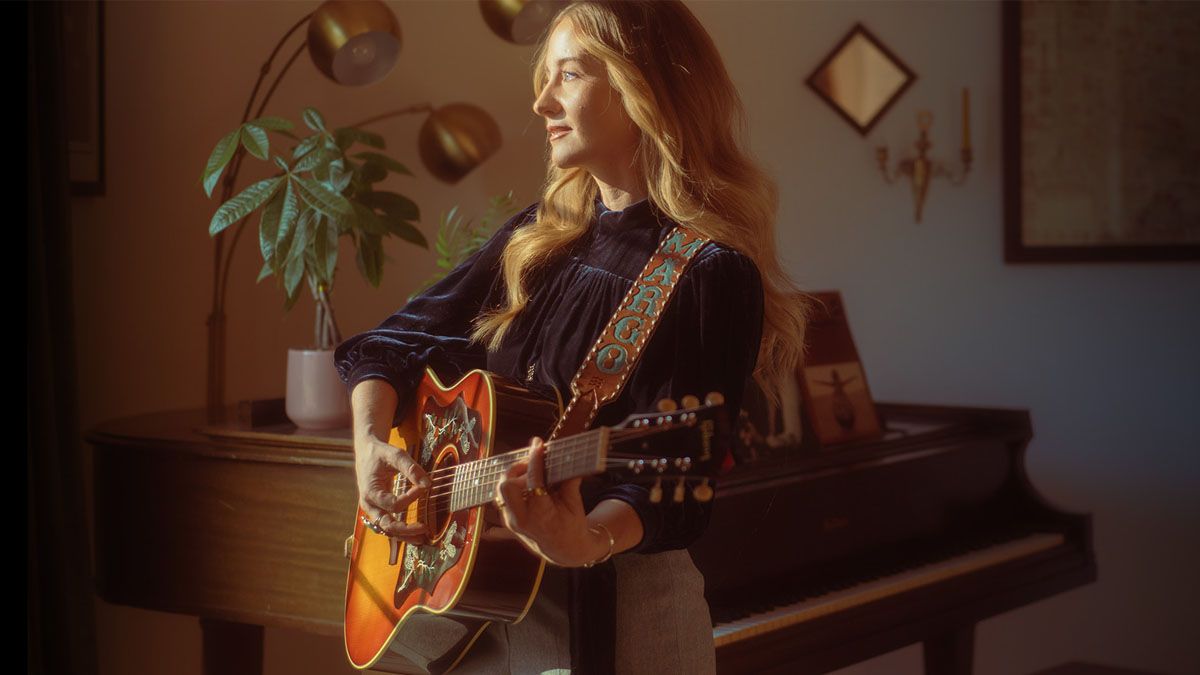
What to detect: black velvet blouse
<box><xmin>334</xmin><ymin>194</ymin><xmax>765</xmax><ymax>671</ymax></box>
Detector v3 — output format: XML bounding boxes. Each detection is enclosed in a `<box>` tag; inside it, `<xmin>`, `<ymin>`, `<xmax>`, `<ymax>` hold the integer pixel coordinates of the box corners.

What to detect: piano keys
<box><xmin>691</xmin><ymin>402</ymin><xmax>1096</xmax><ymax>674</ymax></box>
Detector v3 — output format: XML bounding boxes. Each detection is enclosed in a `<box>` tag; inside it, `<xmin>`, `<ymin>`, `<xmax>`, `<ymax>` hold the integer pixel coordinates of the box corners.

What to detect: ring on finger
<box><xmin>362</xmin><ymin>513</ymin><xmax>386</xmax><ymax>535</ymax></box>
<box><xmin>495</xmin><ymin>495</ymin><xmax>508</xmax><ymax>509</ymax></box>
<box><xmin>521</xmin><ymin>486</ymin><xmax>549</xmax><ymax>499</ymax></box>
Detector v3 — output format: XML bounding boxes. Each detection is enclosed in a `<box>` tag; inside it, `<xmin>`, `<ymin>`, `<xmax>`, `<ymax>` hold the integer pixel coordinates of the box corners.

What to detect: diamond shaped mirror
<box><xmin>806</xmin><ymin>23</ymin><xmax>916</xmax><ymax>136</ymax></box>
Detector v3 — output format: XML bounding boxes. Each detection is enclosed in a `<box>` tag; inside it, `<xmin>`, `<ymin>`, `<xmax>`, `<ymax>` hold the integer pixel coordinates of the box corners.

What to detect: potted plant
<box><xmin>201</xmin><ymin>106</ymin><xmax>515</xmax><ymax>429</ymax></box>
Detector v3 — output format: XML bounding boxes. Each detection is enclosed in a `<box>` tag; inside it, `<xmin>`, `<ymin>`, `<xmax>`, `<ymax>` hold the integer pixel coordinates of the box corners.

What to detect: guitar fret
<box><xmin>442</xmin><ymin>427</ymin><xmax>613</xmax><ymax>512</ymax></box>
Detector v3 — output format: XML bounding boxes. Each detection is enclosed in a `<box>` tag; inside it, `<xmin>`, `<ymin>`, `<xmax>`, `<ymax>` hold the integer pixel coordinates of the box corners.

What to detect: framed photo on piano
<box><xmin>732</xmin><ymin>370</ymin><xmax>806</xmax><ymax>465</ymax></box>
<box><xmin>797</xmin><ymin>291</ymin><xmax>884</xmax><ymax>448</ymax></box>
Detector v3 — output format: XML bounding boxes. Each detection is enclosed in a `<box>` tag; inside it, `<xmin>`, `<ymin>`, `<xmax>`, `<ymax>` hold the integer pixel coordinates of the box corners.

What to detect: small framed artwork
<box><xmin>64</xmin><ymin>0</ymin><xmax>106</xmax><ymax>196</ymax></box>
<box><xmin>1003</xmin><ymin>0</ymin><xmax>1199</xmax><ymax>262</ymax></box>
<box><xmin>796</xmin><ymin>291</ymin><xmax>883</xmax><ymax>448</ymax></box>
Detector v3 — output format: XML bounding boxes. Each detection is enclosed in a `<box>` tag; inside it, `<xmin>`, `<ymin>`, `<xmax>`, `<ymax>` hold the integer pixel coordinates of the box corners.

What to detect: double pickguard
<box><xmin>393</xmin><ymin>392</ymin><xmax>481</xmax><ymax>604</ymax></box>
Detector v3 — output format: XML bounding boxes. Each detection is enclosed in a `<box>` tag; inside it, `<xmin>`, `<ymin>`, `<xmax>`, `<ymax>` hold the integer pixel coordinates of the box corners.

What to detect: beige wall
<box><xmin>73</xmin><ymin>1</ymin><xmax>1200</xmax><ymax>674</ymax></box>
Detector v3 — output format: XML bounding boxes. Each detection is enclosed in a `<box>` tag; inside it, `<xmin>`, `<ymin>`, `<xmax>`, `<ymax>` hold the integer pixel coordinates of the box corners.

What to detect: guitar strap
<box><xmin>549</xmin><ymin>223</ymin><xmax>713</xmax><ymax>441</ymax></box>
<box><xmin>550</xmin><ymin>222</ymin><xmax>713</xmax><ymax>675</ymax></box>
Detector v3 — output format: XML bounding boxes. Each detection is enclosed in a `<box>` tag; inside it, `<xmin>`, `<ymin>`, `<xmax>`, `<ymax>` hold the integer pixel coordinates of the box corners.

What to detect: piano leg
<box><xmin>923</xmin><ymin>624</ymin><xmax>974</xmax><ymax>675</ymax></box>
<box><xmin>200</xmin><ymin>617</ymin><xmax>264</xmax><ymax>675</ymax></box>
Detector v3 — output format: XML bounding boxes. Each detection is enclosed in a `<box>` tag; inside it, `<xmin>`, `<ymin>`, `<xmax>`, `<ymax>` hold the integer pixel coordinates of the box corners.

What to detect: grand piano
<box><xmin>87</xmin><ymin>400</ymin><xmax>1095</xmax><ymax>674</ymax></box>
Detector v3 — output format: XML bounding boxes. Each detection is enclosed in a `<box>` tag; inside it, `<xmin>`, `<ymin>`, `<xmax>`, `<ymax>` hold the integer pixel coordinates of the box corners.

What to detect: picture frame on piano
<box><xmin>732</xmin><ymin>370</ymin><xmax>806</xmax><ymax>465</ymax></box>
<box><xmin>797</xmin><ymin>291</ymin><xmax>884</xmax><ymax>449</ymax></box>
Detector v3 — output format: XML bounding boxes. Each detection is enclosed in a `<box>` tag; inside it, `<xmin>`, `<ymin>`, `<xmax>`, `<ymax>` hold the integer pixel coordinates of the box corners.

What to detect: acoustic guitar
<box><xmin>343</xmin><ymin>365</ymin><xmax>730</xmax><ymax>673</ymax></box>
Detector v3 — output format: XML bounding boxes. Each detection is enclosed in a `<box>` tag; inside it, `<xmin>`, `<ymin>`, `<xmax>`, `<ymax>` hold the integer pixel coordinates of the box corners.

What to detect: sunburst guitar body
<box><xmin>343</xmin><ymin>366</ymin><xmax>729</xmax><ymax>674</ymax></box>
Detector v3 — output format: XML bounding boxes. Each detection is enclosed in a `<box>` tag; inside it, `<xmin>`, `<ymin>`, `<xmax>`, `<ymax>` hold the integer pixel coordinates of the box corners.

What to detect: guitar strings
<box><xmin>403</xmin><ymin>423</ymin><xmax>659</xmax><ymax>489</ymax></box>
<box><xmin>421</xmin><ymin>439</ymin><xmax>691</xmax><ymax>503</ymax></box>
<box><xmin>409</xmin><ymin>424</ymin><xmax>674</xmax><ymax>496</ymax></box>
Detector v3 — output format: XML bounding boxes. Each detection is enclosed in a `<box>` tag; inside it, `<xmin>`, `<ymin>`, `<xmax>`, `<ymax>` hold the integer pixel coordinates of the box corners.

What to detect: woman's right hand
<box><xmin>355</xmin><ymin>433</ymin><xmax>431</xmax><ymax>545</ymax></box>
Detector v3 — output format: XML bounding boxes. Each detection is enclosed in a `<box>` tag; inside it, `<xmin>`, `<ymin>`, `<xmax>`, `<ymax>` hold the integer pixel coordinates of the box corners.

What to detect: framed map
<box><xmin>1002</xmin><ymin>1</ymin><xmax>1199</xmax><ymax>262</ymax></box>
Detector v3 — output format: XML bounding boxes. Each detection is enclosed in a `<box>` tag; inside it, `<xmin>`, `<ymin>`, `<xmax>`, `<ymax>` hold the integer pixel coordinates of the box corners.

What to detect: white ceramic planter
<box><xmin>286</xmin><ymin>348</ymin><xmax>351</xmax><ymax>430</ymax></box>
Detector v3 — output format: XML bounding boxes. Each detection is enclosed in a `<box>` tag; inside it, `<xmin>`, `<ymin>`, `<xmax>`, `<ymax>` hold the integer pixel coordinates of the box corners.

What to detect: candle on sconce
<box><xmin>962</xmin><ymin>87</ymin><xmax>971</xmax><ymax>151</ymax></box>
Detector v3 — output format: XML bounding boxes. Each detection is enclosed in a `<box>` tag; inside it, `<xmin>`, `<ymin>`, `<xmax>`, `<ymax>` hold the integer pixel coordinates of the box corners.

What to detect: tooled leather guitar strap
<box><xmin>549</xmin><ymin>223</ymin><xmax>713</xmax><ymax>442</ymax></box>
<box><xmin>553</xmin><ymin>223</ymin><xmax>712</xmax><ymax>675</ymax></box>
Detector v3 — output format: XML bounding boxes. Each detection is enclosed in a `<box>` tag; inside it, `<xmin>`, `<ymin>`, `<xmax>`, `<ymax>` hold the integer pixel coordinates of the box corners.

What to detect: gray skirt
<box><xmin>390</xmin><ymin>549</ymin><xmax>715</xmax><ymax>674</ymax></box>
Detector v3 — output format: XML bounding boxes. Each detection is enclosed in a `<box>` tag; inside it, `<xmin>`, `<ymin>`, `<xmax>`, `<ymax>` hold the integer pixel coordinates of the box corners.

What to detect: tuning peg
<box><xmin>681</xmin><ymin>394</ymin><xmax>700</xmax><ymax>409</ymax></box>
<box><xmin>692</xmin><ymin>477</ymin><xmax>713</xmax><ymax>503</ymax></box>
<box><xmin>656</xmin><ymin>398</ymin><xmax>678</xmax><ymax>412</ymax></box>
<box><xmin>649</xmin><ymin>476</ymin><xmax>663</xmax><ymax>503</ymax></box>
<box><xmin>704</xmin><ymin>391</ymin><xmax>725</xmax><ymax>407</ymax></box>
<box><xmin>673</xmin><ymin>476</ymin><xmax>686</xmax><ymax>503</ymax></box>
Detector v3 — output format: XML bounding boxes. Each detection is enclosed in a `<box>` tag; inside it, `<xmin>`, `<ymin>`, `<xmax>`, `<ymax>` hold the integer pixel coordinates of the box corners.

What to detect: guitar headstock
<box><xmin>603</xmin><ymin>391</ymin><xmax>731</xmax><ymax>504</ymax></box>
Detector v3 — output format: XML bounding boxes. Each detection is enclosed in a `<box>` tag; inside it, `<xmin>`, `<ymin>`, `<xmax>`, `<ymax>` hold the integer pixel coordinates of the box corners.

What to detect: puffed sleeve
<box><xmin>595</xmin><ymin>246</ymin><xmax>765</xmax><ymax>554</ymax></box>
<box><xmin>334</xmin><ymin>202</ymin><xmax>539</xmax><ymax>427</ymax></box>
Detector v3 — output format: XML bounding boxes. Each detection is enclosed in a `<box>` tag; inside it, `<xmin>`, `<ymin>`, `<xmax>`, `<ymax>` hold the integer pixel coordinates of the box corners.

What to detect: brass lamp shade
<box><xmin>418</xmin><ymin>104</ymin><xmax>503</xmax><ymax>184</ymax></box>
<box><xmin>479</xmin><ymin>0</ymin><xmax>566</xmax><ymax>45</ymax></box>
<box><xmin>307</xmin><ymin>0</ymin><xmax>402</xmax><ymax>85</ymax></box>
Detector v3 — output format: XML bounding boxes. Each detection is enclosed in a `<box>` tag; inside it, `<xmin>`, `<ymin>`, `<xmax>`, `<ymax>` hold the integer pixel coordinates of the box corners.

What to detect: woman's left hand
<box><xmin>494</xmin><ymin>436</ymin><xmax>608</xmax><ymax>567</ymax></box>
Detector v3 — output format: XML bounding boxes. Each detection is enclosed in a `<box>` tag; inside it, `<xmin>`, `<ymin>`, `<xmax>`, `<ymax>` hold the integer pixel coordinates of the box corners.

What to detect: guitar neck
<box><xmin>448</xmin><ymin>427</ymin><xmax>611</xmax><ymax>512</ymax></box>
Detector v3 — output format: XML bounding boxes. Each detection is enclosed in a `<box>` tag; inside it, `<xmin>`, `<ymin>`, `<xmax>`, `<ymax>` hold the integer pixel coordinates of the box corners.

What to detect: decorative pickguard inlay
<box><xmin>393</xmin><ymin>391</ymin><xmax>482</xmax><ymax>605</ymax></box>
<box><xmin>397</xmin><ymin>521</ymin><xmax>466</xmax><ymax>595</ymax></box>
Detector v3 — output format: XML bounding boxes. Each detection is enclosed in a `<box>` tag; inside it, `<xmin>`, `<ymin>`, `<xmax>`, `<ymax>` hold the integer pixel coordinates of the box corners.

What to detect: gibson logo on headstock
<box><xmin>699</xmin><ymin>419</ymin><xmax>714</xmax><ymax>461</ymax></box>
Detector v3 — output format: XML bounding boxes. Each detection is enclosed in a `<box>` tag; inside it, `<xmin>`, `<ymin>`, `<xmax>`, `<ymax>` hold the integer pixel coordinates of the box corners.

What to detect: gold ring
<box><xmin>521</xmin><ymin>486</ymin><xmax>549</xmax><ymax>499</ymax></box>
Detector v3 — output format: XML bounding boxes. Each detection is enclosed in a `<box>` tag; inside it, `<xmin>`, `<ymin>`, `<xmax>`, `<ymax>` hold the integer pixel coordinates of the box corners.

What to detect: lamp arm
<box><xmin>349</xmin><ymin>104</ymin><xmax>435</xmax><ymax>129</ymax></box>
<box><xmin>216</xmin><ymin>21</ymin><xmax>311</xmax><ymax>324</ymax></box>
<box><xmin>206</xmin><ymin>12</ymin><xmax>313</xmax><ymax>419</ymax></box>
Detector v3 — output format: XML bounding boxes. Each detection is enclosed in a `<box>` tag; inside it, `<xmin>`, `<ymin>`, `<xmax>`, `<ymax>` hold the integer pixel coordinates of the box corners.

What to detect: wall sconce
<box><xmin>876</xmin><ymin>87</ymin><xmax>973</xmax><ymax>223</ymax></box>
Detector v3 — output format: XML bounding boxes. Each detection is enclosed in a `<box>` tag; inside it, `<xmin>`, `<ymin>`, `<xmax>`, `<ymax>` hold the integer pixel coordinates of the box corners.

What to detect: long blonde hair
<box><xmin>471</xmin><ymin>0</ymin><xmax>812</xmax><ymax>409</ymax></box>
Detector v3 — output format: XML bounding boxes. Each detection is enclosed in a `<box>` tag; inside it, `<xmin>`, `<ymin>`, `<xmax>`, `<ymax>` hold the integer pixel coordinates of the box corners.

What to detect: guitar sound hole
<box><xmin>427</xmin><ymin>445</ymin><xmax>458</xmax><ymax>544</ymax></box>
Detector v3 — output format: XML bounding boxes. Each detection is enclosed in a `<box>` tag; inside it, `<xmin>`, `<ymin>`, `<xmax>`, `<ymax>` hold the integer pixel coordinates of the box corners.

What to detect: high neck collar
<box><xmin>594</xmin><ymin>194</ymin><xmax>658</xmax><ymax>231</ymax></box>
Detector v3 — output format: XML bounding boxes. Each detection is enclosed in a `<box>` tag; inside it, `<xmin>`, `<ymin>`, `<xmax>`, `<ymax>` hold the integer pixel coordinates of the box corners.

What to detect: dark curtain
<box><xmin>28</xmin><ymin>2</ymin><xmax>100</xmax><ymax>674</ymax></box>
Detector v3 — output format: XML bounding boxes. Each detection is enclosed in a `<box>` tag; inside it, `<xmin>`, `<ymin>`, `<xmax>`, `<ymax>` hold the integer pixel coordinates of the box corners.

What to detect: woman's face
<box><xmin>532</xmin><ymin>20</ymin><xmax>640</xmax><ymax>176</ymax></box>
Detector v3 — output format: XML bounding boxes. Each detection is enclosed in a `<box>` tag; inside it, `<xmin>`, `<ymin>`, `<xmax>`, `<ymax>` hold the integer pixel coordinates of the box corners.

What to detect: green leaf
<box><xmin>292</xmin><ymin>134</ymin><xmax>320</xmax><ymax>160</ymax></box>
<box><xmin>327</xmin><ymin>158</ymin><xmax>351</xmax><ymax>193</ymax></box>
<box><xmin>358</xmin><ymin>161</ymin><xmax>387</xmax><ymax>184</ymax></box>
<box><xmin>283</xmin><ymin>282</ymin><xmax>302</xmax><ymax>312</ymax></box>
<box><xmin>202</xmin><ymin>129</ymin><xmax>240</xmax><ymax>198</ymax></box>
<box><xmin>272</xmin><ymin>155</ymin><xmax>290</xmax><ymax>172</ymax></box>
<box><xmin>384</xmin><ymin>219</ymin><xmax>428</xmax><ymax>248</ymax></box>
<box><xmin>302</xmin><ymin>107</ymin><xmax>326</xmax><ymax>132</ymax></box>
<box><xmin>209</xmin><ymin>176</ymin><xmax>284</xmax><ymax>236</ymax></box>
<box><xmin>240</xmin><ymin>124</ymin><xmax>269</xmax><ymax>160</ymax></box>
<box><xmin>313</xmin><ymin>219</ymin><xmax>330</xmax><ymax>287</ymax></box>
<box><xmin>323</xmin><ymin>215</ymin><xmax>339</xmax><ymax>281</ymax></box>
<box><xmin>356</xmin><ymin>233</ymin><xmax>383</xmax><ymax>287</ymax></box>
<box><xmin>293</xmin><ymin>175</ymin><xmax>353</xmax><ymax>219</ymax></box>
<box><xmin>276</xmin><ymin>203</ymin><xmax>312</xmax><ymax>270</ymax></box>
<box><xmin>357</xmin><ymin>191</ymin><xmax>420</xmax><ymax>222</ymax></box>
<box><xmin>334</xmin><ymin>127</ymin><xmax>385</xmax><ymax>150</ymax></box>
<box><xmin>277</xmin><ymin>180</ymin><xmax>300</xmax><ymax>256</ymax></box>
<box><xmin>258</xmin><ymin>189</ymin><xmax>284</xmax><ymax>268</ymax></box>
<box><xmin>285</xmin><ymin>207</ymin><xmax>315</xmax><ymax>267</ymax></box>
<box><xmin>350</xmin><ymin>202</ymin><xmax>387</xmax><ymax>235</ymax></box>
<box><xmin>248</xmin><ymin>116</ymin><xmax>294</xmax><ymax>132</ymax></box>
<box><xmin>353</xmin><ymin>151</ymin><xmax>413</xmax><ymax>176</ymax></box>
<box><xmin>294</xmin><ymin>146</ymin><xmax>338</xmax><ymax>174</ymax></box>
<box><xmin>283</xmin><ymin>240</ymin><xmax>306</xmax><ymax>297</ymax></box>
<box><xmin>256</xmin><ymin>258</ymin><xmax>274</xmax><ymax>283</ymax></box>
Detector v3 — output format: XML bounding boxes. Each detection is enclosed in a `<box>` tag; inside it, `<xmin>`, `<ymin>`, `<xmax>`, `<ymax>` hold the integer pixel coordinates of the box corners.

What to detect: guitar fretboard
<box><xmin>447</xmin><ymin>427</ymin><xmax>610</xmax><ymax>512</ymax></box>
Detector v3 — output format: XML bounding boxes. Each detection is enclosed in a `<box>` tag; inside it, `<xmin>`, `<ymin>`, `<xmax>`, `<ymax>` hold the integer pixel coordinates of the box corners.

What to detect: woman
<box><xmin>335</xmin><ymin>1</ymin><xmax>810</xmax><ymax>672</ymax></box>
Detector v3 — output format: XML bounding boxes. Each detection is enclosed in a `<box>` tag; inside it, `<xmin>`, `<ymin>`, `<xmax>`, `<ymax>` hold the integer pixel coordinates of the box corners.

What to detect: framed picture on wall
<box><xmin>1002</xmin><ymin>0</ymin><xmax>1199</xmax><ymax>262</ymax></box>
